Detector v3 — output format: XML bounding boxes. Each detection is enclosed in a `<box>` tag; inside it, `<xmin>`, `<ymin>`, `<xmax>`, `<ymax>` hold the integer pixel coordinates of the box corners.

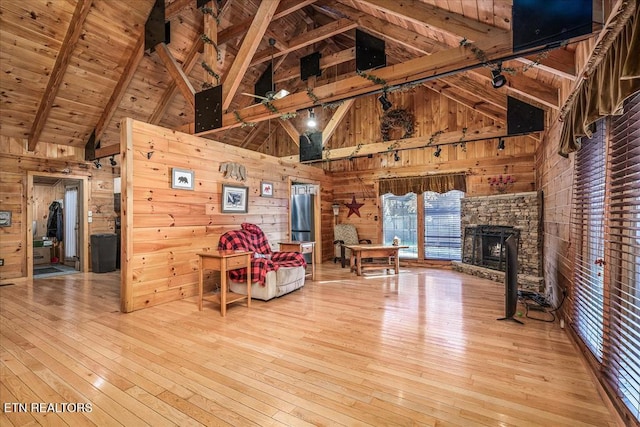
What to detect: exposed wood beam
<box><xmin>217</xmin><ymin>0</ymin><xmax>318</xmax><ymax>45</ymax></box>
<box><xmin>279</xmin><ymin>119</ymin><xmax>300</xmax><ymax>145</ymax></box>
<box><xmin>249</xmin><ymin>19</ymin><xmax>358</xmax><ymax>66</ymax></box>
<box><xmin>95</xmin><ymin>143</ymin><xmax>121</xmax><ymax>159</ymax></box>
<box><xmin>28</xmin><ymin>0</ymin><xmax>93</xmax><ymax>151</ymax></box>
<box><xmin>282</xmin><ymin>125</ymin><xmax>506</xmax><ymax>162</ymax></box>
<box><xmin>197</xmin><ymin>38</ymin><xmax>513</xmax><ymax>135</ymax></box>
<box><xmin>313</xmin><ymin>2</ymin><xmax>440</xmax><ymax>54</ymax></box>
<box><xmin>322</xmin><ymin>99</ymin><xmax>354</xmax><ymax>145</ymax></box>
<box><xmin>315</xmin><ymin>1</ymin><xmax>559</xmax><ymax>110</ymax></box>
<box><xmin>240</xmin><ymin>121</ymin><xmax>267</xmax><ymax>148</ymax></box>
<box><xmin>354</xmin><ymin>0</ymin><xmax>509</xmax><ymax>46</ymax></box>
<box><xmin>203</xmin><ymin>0</ymin><xmax>220</xmax><ymax>86</ymax></box>
<box><xmin>149</xmin><ymin>36</ymin><xmax>203</xmax><ymax>125</ymax></box>
<box><xmin>155</xmin><ymin>43</ymin><xmax>196</xmax><ymax>110</ymax></box>
<box><xmin>222</xmin><ymin>0</ymin><xmax>281</xmax><ymax>110</ymax></box>
<box><xmin>441</xmin><ymin>74</ymin><xmax>507</xmax><ymax>111</ymax></box>
<box><xmin>88</xmin><ymin>28</ymin><xmax>145</xmax><ymax>155</ymax></box>
<box><xmin>423</xmin><ymin>80</ymin><xmax>506</xmax><ymax>123</ymax></box>
<box><xmin>517</xmin><ymin>48</ymin><xmax>577</xmax><ymax>81</ymax></box>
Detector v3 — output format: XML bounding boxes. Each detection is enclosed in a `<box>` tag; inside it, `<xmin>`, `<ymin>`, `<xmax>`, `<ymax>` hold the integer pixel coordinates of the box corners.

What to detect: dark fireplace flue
<box><xmin>463</xmin><ymin>225</ymin><xmax>520</xmax><ymax>271</ymax></box>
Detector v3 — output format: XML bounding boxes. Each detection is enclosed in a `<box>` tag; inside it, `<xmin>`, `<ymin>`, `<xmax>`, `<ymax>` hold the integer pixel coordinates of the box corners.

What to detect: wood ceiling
<box><xmin>0</xmin><ymin>0</ymin><xmax>600</xmax><ymax>157</ymax></box>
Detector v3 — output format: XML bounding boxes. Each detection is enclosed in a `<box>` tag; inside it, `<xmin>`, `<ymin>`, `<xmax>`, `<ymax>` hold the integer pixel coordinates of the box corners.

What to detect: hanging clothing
<box><xmin>47</xmin><ymin>201</ymin><xmax>63</xmax><ymax>241</ymax></box>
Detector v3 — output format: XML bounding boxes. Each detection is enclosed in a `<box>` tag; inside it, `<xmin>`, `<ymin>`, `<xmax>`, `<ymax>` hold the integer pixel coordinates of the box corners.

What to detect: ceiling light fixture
<box><xmin>378</xmin><ymin>93</ymin><xmax>392</xmax><ymax>111</ymax></box>
<box><xmin>94</xmin><ymin>159</ymin><xmax>102</xmax><ymax>169</ymax></box>
<box><xmin>491</xmin><ymin>62</ymin><xmax>507</xmax><ymax>89</ymax></box>
<box><xmin>307</xmin><ymin>108</ymin><xmax>316</xmax><ymax>128</ymax></box>
<box><xmin>497</xmin><ymin>138</ymin><xmax>505</xmax><ymax>150</ymax></box>
<box><xmin>433</xmin><ymin>146</ymin><xmax>442</xmax><ymax>158</ymax></box>
<box><xmin>110</xmin><ymin>155</ymin><xmax>117</xmax><ymax>166</ymax></box>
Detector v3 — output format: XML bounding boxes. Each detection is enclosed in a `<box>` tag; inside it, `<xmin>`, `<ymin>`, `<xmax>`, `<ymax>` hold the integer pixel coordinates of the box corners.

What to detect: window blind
<box><xmin>605</xmin><ymin>92</ymin><xmax>640</xmax><ymax>421</ymax></box>
<box><xmin>571</xmin><ymin>118</ymin><xmax>607</xmax><ymax>360</ymax></box>
<box><xmin>423</xmin><ymin>191</ymin><xmax>463</xmax><ymax>260</ymax></box>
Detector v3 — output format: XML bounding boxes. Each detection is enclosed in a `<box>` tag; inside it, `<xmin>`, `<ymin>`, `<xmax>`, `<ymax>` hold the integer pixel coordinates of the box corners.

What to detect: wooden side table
<box><xmin>279</xmin><ymin>241</ymin><xmax>315</xmax><ymax>281</ymax></box>
<box><xmin>197</xmin><ymin>250</ymin><xmax>252</xmax><ymax>316</ymax></box>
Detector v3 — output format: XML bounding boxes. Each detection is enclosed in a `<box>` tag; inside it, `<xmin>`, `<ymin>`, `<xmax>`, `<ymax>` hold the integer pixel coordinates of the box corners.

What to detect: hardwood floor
<box><xmin>0</xmin><ymin>264</ymin><xmax>619</xmax><ymax>426</ymax></box>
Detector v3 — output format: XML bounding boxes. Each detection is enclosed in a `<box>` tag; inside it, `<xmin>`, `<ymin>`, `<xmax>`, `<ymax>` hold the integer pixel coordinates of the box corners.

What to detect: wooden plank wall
<box><xmin>0</xmin><ymin>135</ymin><xmax>118</xmax><ymax>282</ymax></box>
<box><xmin>322</xmin><ymin>87</ymin><xmax>538</xmax><ymax>249</ymax></box>
<box><xmin>122</xmin><ymin>119</ymin><xmax>330</xmax><ymax>312</ymax></box>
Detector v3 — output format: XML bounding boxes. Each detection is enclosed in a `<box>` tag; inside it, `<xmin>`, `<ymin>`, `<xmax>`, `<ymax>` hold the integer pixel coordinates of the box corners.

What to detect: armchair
<box><xmin>333</xmin><ymin>223</ymin><xmax>371</xmax><ymax>268</ymax></box>
<box><xmin>218</xmin><ymin>223</ymin><xmax>307</xmax><ymax>300</ymax></box>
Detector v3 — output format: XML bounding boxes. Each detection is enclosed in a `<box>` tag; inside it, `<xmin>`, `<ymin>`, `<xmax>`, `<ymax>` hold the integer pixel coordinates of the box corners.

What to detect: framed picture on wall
<box><xmin>0</xmin><ymin>211</ymin><xmax>11</xmax><ymax>227</ymax></box>
<box><xmin>171</xmin><ymin>168</ymin><xmax>194</xmax><ymax>190</ymax></box>
<box><xmin>261</xmin><ymin>181</ymin><xmax>273</xmax><ymax>197</ymax></box>
<box><xmin>221</xmin><ymin>184</ymin><xmax>248</xmax><ymax>213</ymax></box>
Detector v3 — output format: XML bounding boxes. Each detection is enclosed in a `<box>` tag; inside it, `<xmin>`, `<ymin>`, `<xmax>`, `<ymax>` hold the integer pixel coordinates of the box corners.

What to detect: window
<box><xmin>571</xmin><ymin>92</ymin><xmax>640</xmax><ymax>422</ymax></box>
<box><xmin>424</xmin><ymin>191</ymin><xmax>463</xmax><ymax>260</ymax></box>
<box><xmin>382</xmin><ymin>193</ymin><xmax>417</xmax><ymax>258</ymax></box>
<box><xmin>381</xmin><ymin>190</ymin><xmax>463</xmax><ymax>261</ymax></box>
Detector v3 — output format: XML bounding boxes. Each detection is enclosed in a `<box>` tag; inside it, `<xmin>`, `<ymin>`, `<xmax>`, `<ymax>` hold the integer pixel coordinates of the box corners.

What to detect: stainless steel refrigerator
<box><xmin>291</xmin><ymin>192</ymin><xmax>314</xmax><ymax>263</ymax></box>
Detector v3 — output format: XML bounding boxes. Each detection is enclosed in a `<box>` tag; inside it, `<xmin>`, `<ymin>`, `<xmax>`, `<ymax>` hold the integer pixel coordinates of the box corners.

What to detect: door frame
<box><xmin>288</xmin><ymin>177</ymin><xmax>322</xmax><ymax>265</ymax></box>
<box><xmin>26</xmin><ymin>172</ymin><xmax>89</xmax><ymax>278</ymax></box>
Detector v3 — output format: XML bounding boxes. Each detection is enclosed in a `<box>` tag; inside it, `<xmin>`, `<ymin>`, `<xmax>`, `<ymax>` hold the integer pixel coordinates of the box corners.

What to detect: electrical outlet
<box><xmin>0</xmin><ymin>259</ymin><xmax>4</xmax><ymax>266</ymax></box>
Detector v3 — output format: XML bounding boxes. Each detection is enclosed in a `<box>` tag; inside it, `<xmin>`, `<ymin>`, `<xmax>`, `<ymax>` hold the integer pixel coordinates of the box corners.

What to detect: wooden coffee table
<box><xmin>343</xmin><ymin>244</ymin><xmax>408</xmax><ymax>276</ymax></box>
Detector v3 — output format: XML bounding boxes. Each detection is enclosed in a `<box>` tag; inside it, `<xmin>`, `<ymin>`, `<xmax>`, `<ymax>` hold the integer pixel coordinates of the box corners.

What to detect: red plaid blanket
<box><xmin>217</xmin><ymin>223</ymin><xmax>306</xmax><ymax>285</ymax></box>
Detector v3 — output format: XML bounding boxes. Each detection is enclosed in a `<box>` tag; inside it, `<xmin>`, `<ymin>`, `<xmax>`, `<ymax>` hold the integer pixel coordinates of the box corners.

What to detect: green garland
<box><xmin>459</xmin><ymin>38</ymin><xmax>488</xmax><ymax>63</ymax></box>
<box><xmin>200</xmin><ymin>6</ymin><xmax>221</xmax><ymax>25</ymax></box>
<box><xmin>201</xmin><ymin>61</ymin><xmax>220</xmax><ymax>85</ymax></box>
<box><xmin>380</xmin><ymin>108</ymin><xmax>415</xmax><ymax>141</ymax></box>
<box><xmin>306</xmin><ymin>87</ymin><xmax>320</xmax><ymax>104</ymax></box>
<box><xmin>261</xmin><ymin>100</ymin><xmax>279</xmax><ymax>113</ymax></box>
<box><xmin>279</xmin><ymin>112</ymin><xmax>297</xmax><ymax>120</ymax></box>
<box><xmin>356</xmin><ymin>70</ymin><xmax>388</xmax><ymax>88</ymax></box>
<box><xmin>200</xmin><ymin>34</ymin><xmax>222</xmax><ymax>62</ymax></box>
<box><xmin>322</xmin><ymin>100</ymin><xmax>344</xmax><ymax>110</ymax></box>
<box><xmin>233</xmin><ymin>111</ymin><xmax>256</xmax><ymax>128</ymax></box>
<box><xmin>428</xmin><ymin>130</ymin><xmax>445</xmax><ymax>145</ymax></box>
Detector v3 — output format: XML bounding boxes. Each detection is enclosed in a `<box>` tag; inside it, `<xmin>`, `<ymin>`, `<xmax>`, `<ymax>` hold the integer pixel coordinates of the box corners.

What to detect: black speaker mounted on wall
<box><xmin>299</xmin><ymin>132</ymin><xmax>323</xmax><ymax>162</ymax></box>
<box><xmin>195</xmin><ymin>85</ymin><xmax>222</xmax><ymax>133</ymax></box>
<box><xmin>356</xmin><ymin>29</ymin><xmax>386</xmax><ymax>71</ymax></box>
<box><xmin>301</xmin><ymin>52</ymin><xmax>322</xmax><ymax>81</ymax></box>
<box><xmin>145</xmin><ymin>0</ymin><xmax>170</xmax><ymax>53</ymax></box>
<box><xmin>507</xmin><ymin>96</ymin><xmax>545</xmax><ymax>136</ymax></box>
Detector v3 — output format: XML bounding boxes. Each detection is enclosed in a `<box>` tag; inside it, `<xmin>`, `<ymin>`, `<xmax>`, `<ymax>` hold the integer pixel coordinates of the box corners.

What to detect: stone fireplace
<box><xmin>452</xmin><ymin>191</ymin><xmax>543</xmax><ymax>291</ymax></box>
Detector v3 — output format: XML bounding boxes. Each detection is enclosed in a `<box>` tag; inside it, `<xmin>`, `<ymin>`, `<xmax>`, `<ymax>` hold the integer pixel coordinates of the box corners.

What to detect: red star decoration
<box><xmin>345</xmin><ymin>195</ymin><xmax>364</xmax><ymax>217</ymax></box>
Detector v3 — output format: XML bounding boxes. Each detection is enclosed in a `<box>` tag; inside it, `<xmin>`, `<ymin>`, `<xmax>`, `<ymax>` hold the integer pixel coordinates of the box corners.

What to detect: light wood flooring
<box><xmin>0</xmin><ymin>264</ymin><xmax>619</xmax><ymax>426</ymax></box>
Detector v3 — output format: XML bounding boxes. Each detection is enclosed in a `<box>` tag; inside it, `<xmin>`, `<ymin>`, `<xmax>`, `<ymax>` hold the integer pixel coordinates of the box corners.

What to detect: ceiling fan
<box><xmin>241</xmin><ymin>38</ymin><xmax>290</xmax><ymax>103</ymax></box>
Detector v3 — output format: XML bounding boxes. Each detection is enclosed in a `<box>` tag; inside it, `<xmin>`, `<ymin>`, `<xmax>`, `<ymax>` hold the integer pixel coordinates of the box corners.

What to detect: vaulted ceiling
<box><xmin>0</xmin><ymin>0</ymin><xmax>601</xmax><ymax>158</ymax></box>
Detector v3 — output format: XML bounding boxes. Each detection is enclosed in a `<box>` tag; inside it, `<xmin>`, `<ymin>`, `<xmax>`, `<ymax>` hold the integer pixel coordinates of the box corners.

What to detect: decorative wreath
<box><xmin>380</xmin><ymin>108</ymin><xmax>415</xmax><ymax>141</ymax></box>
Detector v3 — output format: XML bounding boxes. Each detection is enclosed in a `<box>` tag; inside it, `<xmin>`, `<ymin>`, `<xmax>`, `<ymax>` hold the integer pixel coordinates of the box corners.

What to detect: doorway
<box><xmin>27</xmin><ymin>172</ymin><xmax>88</xmax><ymax>278</ymax></box>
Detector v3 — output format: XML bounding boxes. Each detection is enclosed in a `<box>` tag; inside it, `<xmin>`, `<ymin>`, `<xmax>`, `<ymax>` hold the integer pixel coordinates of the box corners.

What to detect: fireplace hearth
<box><xmin>463</xmin><ymin>225</ymin><xmax>520</xmax><ymax>271</ymax></box>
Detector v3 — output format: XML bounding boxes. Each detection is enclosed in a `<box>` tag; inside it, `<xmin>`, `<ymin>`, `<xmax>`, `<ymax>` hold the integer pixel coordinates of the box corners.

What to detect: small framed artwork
<box><xmin>261</xmin><ymin>181</ymin><xmax>273</xmax><ymax>197</ymax></box>
<box><xmin>0</xmin><ymin>211</ymin><xmax>11</xmax><ymax>227</ymax></box>
<box><xmin>221</xmin><ymin>184</ymin><xmax>248</xmax><ymax>213</ymax></box>
<box><xmin>171</xmin><ymin>168</ymin><xmax>194</xmax><ymax>190</ymax></box>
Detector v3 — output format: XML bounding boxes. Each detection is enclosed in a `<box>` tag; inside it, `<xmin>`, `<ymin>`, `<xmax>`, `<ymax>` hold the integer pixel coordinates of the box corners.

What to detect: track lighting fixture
<box><xmin>307</xmin><ymin>108</ymin><xmax>316</xmax><ymax>128</ymax></box>
<box><xmin>93</xmin><ymin>159</ymin><xmax>102</xmax><ymax>169</ymax></box>
<box><xmin>433</xmin><ymin>146</ymin><xmax>442</xmax><ymax>158</ymax></box>
<box><xmin>110</xmin><ymin>155</ymin><xmax>117</xmax><ymax>166</ymax></box>
<box><xmin>491</xmin><ymin>62</ymin><xmax>507</xmax><ymax>89</ymax></box>
<box><xmin>394</xmin><ymin>150</ymin><xmax>400</xmax><ymax>161</ymax></box>
<box><xmin>378</xmin><ymin>93</ymin><xmax>392</xmax><ymax>111</ymax></box>
<box><xmin>497</xmin><ymin>138</ymin><xmax>505</xmax><ymax>150</ymax></box>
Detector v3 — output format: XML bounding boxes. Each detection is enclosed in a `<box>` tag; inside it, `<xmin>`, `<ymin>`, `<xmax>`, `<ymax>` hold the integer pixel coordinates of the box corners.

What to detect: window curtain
<box><xmin>378</xmin><ymin>173</ymin><xmax>466</xmax><ymax>196</ymax></box>
<box><xmin>559</xmin><ymin>1</ymin><xmax>639</xmax><ymax>156</ymax></box>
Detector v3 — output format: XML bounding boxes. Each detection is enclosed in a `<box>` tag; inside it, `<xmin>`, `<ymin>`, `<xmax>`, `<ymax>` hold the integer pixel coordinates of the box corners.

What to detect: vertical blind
<box><xmin>571</xmin><ymin>119</ymin><xmax>606</xmax><ymax>360</ymax></box>
<box><xmin>605</xmin><ymin>92</ymin><xmax>640</xmax><ymax>420</ymax></box>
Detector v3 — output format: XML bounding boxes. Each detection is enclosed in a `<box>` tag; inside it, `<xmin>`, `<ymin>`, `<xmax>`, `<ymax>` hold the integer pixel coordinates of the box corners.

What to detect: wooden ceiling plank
<box><xmin>280</xmin><ymin>119</ymin><xmax>301</xmax><ymax>145</ymax></box>
<box><xmin>517</xmin><ymin>48</ymin><xmax>577</xmax><ymax>81</ymax></box>
<box><xmin>240</xmin><ymin>121</ymin><xmax>267</xmax><ymax>148</ymax></box>
<box><xmin>249</xmin><ymin>19</ymin><xmax>358</xmax><ymax>66</ymax></box>
<box><xmin>322</xmin><ymin>98</ymin><xmax>355</xmax><ymax>145</ymax></box>
<box><xmin>155</xmin><ymin>42</ymin><xmax>196</xmax><ymax>110</ymax></box>
<box><xmin>469</xmin><ymin>69</ymin><xmax>560</xmax><ymax>109</ymax></box>
<box><xmin>222</xmin><ymin>0</ymin><xmax>281</xmax><ymax>110</ymax></box>
<box><xmin>149</xmin><ymin>36</ymin><xmax>203</xmax><ymax>125</ymax></box>
<box><xmin>441</xmin><ymin>74</ymin><xmax>507</xmax><ymax>111</ymax></box>
<box><xmin>217</xmin><ymin>0</ymin><xmax>317</xmax><ymax>46</ymax></box>
<box><xmin>28</xmin><ymin>0</ymin><xmax>93</xmax><ymax>151</ymax></box>
<box><xmin>423</xmin><ymin>80</ymin><xmax>506</xmax><ymax>123</ymax></box>
<box><xmin>354</xmin><ymin>0</ymin><xmax>509</xmax><ymax>46</ymax></box>
<box><xmin>198</xmin><ymin>37</ymin><xmax>513</xmax><ymax>135</ymax></box>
